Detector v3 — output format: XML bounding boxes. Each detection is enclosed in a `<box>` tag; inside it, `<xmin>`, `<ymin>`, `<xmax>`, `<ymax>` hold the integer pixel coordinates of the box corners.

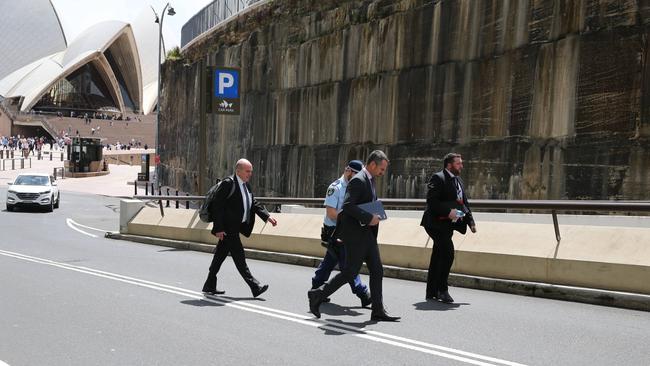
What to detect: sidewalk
<box><xmin>0</xmin><ymin>148</ymin><xmax>150</xmax><ymax>197</ymax></box>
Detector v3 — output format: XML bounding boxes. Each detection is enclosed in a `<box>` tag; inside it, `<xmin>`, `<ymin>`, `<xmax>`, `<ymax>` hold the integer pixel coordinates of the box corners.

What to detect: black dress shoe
<box><xmin>359</xmin><ymin>291</ymin><xmax>372</xmax><ymax>308</ymax></box>
<box><xmin>252</xmin><ymin>284</ymin><xmax>269</xmax><ymax>298</ymax></box>
<box><xmin>425</xmin><ymin>293</ymin><xmax>437</xmax><ymax>301</ymax></box>
<box><xmin>323</xmin><ymin>297</ymin><xmax>331</xmax><ymax>303</ymax></box>
<box><xmin>202</xmin><ymin>289</ymin><xmax>226</xmax><ymax>295</ymax></box>
<box><xmin>437</xmin><ymin>291</ymin><xmax>454</xmax><ymax>303</ymax></box>
<box><xmin>308</xmin><ymin>289</ymin><xmax>324</xmax><ymax>318</ymax></box>
<box><xmin>371</xmin><ymin>311</ymin><xmax>401</xmax><ymax>322</ymax></box>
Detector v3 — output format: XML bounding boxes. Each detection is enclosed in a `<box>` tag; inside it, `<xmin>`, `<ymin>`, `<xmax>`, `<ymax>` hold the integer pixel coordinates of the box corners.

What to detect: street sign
<box><xmin>212</xmin><ymin>67</ymin><xmax>240</xmax><ymax>115</ymax></box>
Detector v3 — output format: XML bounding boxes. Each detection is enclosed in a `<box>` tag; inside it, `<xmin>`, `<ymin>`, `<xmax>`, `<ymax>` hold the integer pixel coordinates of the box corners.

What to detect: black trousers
<box><xmin>425</xmin><ymin>226</ymin><xmax>454</xmax><ymax>297</ymax></box>
<box><xmin>203</xmin><ymin>234</ymin><xmax>261</xmax><ymax>292</ymax></box>
<box><xmin>322</xmin><ymin>236</ymin><xmax>384</xmax><ymax>311</ymax></box>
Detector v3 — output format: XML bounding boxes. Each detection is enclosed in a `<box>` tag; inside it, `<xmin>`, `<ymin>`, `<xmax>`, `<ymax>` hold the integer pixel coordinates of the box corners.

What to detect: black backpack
<box><xmin>199</xmin><ymin>176</ymin><xmax>237</xmax><ymax>223</ymax></box>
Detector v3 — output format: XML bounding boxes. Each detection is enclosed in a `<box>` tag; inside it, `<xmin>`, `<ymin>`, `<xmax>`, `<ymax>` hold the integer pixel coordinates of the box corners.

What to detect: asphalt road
<box><xmin>0</xmin><ymin>189</ymin><xmax>649</xmax><ymax>366</ymax></box>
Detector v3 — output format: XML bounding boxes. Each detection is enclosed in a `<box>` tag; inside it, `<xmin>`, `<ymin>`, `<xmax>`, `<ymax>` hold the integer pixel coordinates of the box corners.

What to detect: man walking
<box><xmin>202</xmin><ymin>158</ymin><xmax>278</xmax><ymax>297</ymax></box>
<box><xmin>311</xmin><ymin>160</ymin><xmax>371</xmax><ymax>307</ymax></box>
<box><xmin>308</xmin><ymin>150</ymin><xmax>400</xmax><ymax>322</ymax></box>
<box><xmin>420</xmin><ymin>153</ymin><xmax>477</xmax><ymax>303</ymax></box>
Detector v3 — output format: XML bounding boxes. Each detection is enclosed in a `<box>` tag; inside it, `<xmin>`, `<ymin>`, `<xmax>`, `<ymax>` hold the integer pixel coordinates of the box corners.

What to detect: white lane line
<box><xmin>0</xmin><ymin>360</ymin><xmax>10</xmax><ymax>366</ymax></box>
<box><xmin>0</xmin><ymin>249</ymin><xmax>527</xmax><ymax>366</ymax></box>
<box><xmin>66</xmin><ymin>219</ymin><xmax>108</xmax><ymax>233</ymax></box>
<box><xmin>65</xmin><ymin>218</ymin><xmax>97</xmax><ymax>238</ymax></box>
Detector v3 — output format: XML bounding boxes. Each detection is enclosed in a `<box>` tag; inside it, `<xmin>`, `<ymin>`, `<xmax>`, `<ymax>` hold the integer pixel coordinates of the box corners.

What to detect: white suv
<box><xmin>6</xmin><ymin>173</ymin><xmax>60</xmax><ymax>212</ymax></box>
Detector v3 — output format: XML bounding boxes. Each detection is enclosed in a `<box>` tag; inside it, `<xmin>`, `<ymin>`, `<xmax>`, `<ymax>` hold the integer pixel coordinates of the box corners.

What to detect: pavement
<box><xmin>0</xmin><ymin>147</ymin><xmax>150</xmax><ymax>197</ymax></box>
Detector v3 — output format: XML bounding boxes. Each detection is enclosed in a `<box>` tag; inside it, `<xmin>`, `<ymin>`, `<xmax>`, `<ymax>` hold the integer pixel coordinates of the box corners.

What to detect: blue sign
<box><xmin>214</xmin><ymin>68</ymin><xmax>239</xmax><ymax>99</ymax></box>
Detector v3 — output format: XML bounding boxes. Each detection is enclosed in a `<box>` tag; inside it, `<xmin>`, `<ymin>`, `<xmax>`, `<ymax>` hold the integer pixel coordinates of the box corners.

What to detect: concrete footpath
<box><xmin>0</xmin><ymin>148</ymin><xmax>149</xmax><ymax>197</ymax></box>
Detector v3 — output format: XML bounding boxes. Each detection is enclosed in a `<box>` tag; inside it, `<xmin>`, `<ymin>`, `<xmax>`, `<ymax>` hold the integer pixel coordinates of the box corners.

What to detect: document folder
<box><xmin>358</xmin><ymin>200</ymin><xmax>387</xmax><ymax>220</ymax></box>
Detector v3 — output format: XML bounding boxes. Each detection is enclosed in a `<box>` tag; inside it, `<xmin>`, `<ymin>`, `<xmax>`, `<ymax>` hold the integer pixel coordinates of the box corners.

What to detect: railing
<box><xmin>130</xmin><ymin>195</ymin><xmax>650</xmax><ymax>243</ymax></box>
<box><xmin>180</xmin><ymin>0</ymin><xmax>262</xmax><ymax>48</ymax></box>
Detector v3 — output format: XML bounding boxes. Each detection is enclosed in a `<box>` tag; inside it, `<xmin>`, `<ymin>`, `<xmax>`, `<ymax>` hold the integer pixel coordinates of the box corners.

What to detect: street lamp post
<box><xmin>152</xmin><ymin>3</ymin><xmax>175</xmax><ymax>185</ymax></box>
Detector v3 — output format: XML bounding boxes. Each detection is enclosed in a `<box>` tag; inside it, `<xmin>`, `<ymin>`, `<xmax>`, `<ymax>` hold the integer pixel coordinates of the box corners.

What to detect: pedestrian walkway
<box><xmin>0</xmin><ymin>147</ymin><xmax>150</xmax><ymax>197</ymax></box>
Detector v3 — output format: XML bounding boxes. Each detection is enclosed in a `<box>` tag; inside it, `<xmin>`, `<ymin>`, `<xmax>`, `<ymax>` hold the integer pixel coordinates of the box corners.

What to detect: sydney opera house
<box><xmin>0</xmin><ymin>0</ymin><xmax>160</xmax><ymax>138</ymax></box>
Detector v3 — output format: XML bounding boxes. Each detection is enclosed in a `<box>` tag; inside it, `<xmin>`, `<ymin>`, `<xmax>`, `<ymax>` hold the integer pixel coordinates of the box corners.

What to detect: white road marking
<box><xmin>0</xmin><ymin>249</ymin><xmax>527</xmax><ymax>366</ymax></box>
<box><xmin>65</xmin><ymin>218</ymin><xmax>97</xmax><ymax>238</ymax></box>
<box><xmin>0</xmin><ymin>360</ymin><xmax>10</xmax><ymax>366</ymax></box>
<box><xmin>66</xmin><ymin>219</ymin><xmax>107</xmax><ymax>233</ymax></box>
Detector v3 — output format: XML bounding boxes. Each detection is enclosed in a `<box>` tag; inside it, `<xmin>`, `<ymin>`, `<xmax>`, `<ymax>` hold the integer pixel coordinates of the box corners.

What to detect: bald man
<box><xmin>202</xmin><ymin>159</ymin><xmax>278</xmax><ymax>297</ymax></box>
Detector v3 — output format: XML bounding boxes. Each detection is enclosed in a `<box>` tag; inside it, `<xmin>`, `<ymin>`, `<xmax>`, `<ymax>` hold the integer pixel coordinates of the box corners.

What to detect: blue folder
<box><xmin>358</xmin><ymin>200</ymin><xmax>387</xmax><ymax>220</ymax></box>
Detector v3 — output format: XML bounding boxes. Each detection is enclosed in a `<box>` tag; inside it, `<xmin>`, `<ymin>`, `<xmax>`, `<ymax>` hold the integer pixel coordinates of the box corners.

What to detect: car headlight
<box><xmin>40</xmin><ymin>190</ymin><xmax>51</xmax><ymax>194</ymax></box>
<box><xmin>7</xmin><ymin>190</ymin><xmax>16</xmax><ymax>194</ymax></box>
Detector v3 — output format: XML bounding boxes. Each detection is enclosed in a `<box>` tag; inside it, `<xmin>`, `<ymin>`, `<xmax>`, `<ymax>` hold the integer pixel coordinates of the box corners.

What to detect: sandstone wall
<box><xmin>160</xmin><ymin>0</ymin><xmax>650</xmax><ymax>199</ymax></box>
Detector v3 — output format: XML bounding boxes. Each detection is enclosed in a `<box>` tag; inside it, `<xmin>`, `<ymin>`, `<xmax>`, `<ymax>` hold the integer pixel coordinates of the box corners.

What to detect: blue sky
<box><xmin>51</xmin><ymin>0</ymin><xmax>213</xmax><ymax>49</ymax></box>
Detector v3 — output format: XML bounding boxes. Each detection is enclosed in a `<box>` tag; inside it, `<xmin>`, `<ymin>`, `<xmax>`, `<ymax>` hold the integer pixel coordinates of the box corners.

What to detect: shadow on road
<box><xmin>180</xmin><ymin>299</ymin><xmax>224</xmax><ymax>307</ymax></box>
<box><xmin>317</xmin><ymin>318</ymin><xmax>379</xmax><ymax>336</ymax></box>
<box><xmin>320</xmin><ymin>302</ymin><xmax>365</xmax><ymax>317</ymax></box>
<box><xmin>412</xmin><ymin>300</ymin><xmax>470</xmax><ymax>311</ymax></box>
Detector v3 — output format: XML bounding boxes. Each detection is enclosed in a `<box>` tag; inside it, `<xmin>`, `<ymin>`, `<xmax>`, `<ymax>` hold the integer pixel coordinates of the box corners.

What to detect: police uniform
<box><xmin>311</xmin><ymin>175</ymin><xmax>369</xmax><ymax>302</ymax></box>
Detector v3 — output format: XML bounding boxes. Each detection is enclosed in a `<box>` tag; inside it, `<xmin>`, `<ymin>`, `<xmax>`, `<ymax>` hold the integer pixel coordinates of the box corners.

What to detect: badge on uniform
<box><xmin>327</xmin><ymin>187</ymin><xmax>335</xmax><ymax>196</ymax></box>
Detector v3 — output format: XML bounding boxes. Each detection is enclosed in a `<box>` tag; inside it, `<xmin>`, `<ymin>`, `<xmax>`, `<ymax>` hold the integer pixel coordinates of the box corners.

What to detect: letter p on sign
<box><xmin>214</xmin><ymin>68</ymin><xmax>239</xmax><ymax>99</ymax></box>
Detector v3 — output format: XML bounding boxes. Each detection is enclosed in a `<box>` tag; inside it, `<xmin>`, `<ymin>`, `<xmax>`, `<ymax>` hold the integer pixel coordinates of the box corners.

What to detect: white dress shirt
<box><xmin>236</xmin><ymin>175</ymin><xmax>252</xmax><ymax>223</ymax></box>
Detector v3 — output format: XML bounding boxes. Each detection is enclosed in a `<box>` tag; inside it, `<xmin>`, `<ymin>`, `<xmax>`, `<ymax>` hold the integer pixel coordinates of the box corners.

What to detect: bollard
<box><xmin>151</xmin><ymin>182</ymin><xmax>155</xmax><ymax>195</ymax></box>
<box><xmin>186</xmin><ymin>193</ymin><xmax>190</xmax><ymax>209</ymax></box>
<box><xmin>10</xmin><ymin>150</ymin><xmax>14</xmax><ymax>158</ymax></box>
<box><xmin>61</xmin><ymin>152</ymin><xmax>63</xmax><ymax>161</ymax></box>
<box><xmin>21</xmin><ymin>159</ymin><xmax>24</xmax><ymax>169</ymax></box>
<box><xmin>145</xmin><ymin>182</ymin><xmax>149</xmax><ymax>195</ymax></box>
<box><xmin>53</xmin><ymin>168</ymin><xmax>56</xmax><ymax>180</ymax></box>
<box><xmin>166</xmin><ymin>188</ymin><xmax>170</xmax><ymax>207</ymax></box>
<box><xmin>12</xmin><ymin>159</ymin><xmax>15</xmax><ymax>170</ymax></box>
<box><xmin>175</xmin><ymin>190</ymin><xmax>179</xmax><ymax>208</ymax></box>
<box><xmin>134</xmin><ymin>180</ymin><xmax>138</xmax><ymax>195</ymax></box>
<box><xmin>0</xmin><ymin>150</ymin><xmax>3</xmax><ymax>159</ymax></box>
<box><xmin>158</xmin><ymin>185</ymin><xmax>162</xmax><ymax>196</ymax></box>
<box><xmin>50</xmin><ymin>151</ymin><xmax>52</xmax><ymax>161</ymax></box>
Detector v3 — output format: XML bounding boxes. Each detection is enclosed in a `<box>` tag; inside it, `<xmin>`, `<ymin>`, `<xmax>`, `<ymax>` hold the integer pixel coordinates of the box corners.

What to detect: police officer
<box><xmin>310</xmin><ymin>160</ymin><xmax>371</xmax><ymax>307</ymax></box>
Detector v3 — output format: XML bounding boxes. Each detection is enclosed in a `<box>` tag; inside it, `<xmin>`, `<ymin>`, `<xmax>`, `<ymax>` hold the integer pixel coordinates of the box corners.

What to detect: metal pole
<box><xmin>134</xmin><ymin>180</ymin><xmax>138</xmax><ymax>195</ymax></box>
<box><xmin>154</xmin><ymin>3</ymin><xmax>173</xmax><ymax>191</ymax></box>
<box><xmin>166</xmin><ymin>188</ymin><xmax>170</xmax><ymax>207</ymax></box>
<box><xmin>186</xmin><ymin>193</ymin><xmax>190</xmax><ymax>209</ymax></box>
<box><xmin>552</xmin><ymin>210</ymin><xmax>561</xmax><ymax>243</ymax></box>
<box><xmin>175</xmin><ymin>189</ymin><xmax>179</xmax><ymax>208</ymax></box>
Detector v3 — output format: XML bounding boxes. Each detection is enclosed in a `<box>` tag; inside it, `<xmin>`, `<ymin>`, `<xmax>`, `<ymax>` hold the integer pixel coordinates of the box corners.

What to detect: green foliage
<box><xmin>166</xmin><ymin>46</ymin><xmax>183</xmax><ymax>61</ymax></box>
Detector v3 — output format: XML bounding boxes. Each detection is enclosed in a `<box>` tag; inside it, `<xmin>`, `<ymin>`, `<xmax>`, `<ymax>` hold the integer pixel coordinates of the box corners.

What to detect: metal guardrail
<box><xmin>131</xmin><ymin>195</ymin><xmax>650</xmax><ymax>243</ymax></box>
<box><xmin>180</xmin><ymin>0</ymin><xmax>261</xmax><ymax>48</ymax></box>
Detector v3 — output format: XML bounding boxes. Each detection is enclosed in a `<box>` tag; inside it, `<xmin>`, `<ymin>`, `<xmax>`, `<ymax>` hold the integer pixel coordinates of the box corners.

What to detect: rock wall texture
<box><xmin>159</xmin><ymin>0</ymin><xmax>650</xmax><ymax>200</ymax></box>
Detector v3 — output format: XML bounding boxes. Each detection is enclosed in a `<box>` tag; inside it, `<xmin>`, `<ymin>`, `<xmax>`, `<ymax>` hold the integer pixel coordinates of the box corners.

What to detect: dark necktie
<box><xmin>370</xmin><ymin>177</ymin><xmax>376</xmax><ymax>201</ymax></box>
<box><xmin>453</xmin><ymin>177</ymin><xmax>463</xmax><ymax>204</ymax></box>
<box><xmin>244</xmin><ymin>184</ymin><xmax>251</xmax><ymax>223</ymax></box>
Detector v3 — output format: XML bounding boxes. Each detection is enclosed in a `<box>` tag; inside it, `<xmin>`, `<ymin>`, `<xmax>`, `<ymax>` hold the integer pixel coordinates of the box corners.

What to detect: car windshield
<box><xmin>14</xmin><ymin>176</ymin><xmax>49</xmax><ymax>186</ymax></box>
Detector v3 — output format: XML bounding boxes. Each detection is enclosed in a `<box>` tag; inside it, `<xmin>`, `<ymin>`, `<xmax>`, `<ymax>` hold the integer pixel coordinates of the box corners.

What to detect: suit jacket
<box><xmin>420</xmin><ymin>170</ymin><xmax>475</xmax><ymax>234</ymax></box>
<box><xmin>335</xmin><ymin>170</ymin><xmax>379</xmax><ymax>244</ymax></box>
<box><xmin>209</xmin><ymin>176</ymin><xmax>270</xmax><ymax>237</ymax></box>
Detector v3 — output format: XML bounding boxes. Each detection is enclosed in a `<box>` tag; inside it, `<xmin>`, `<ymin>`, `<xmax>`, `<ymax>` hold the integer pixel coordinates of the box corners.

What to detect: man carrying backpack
<box><xmin>202</xmin><ymin>158</ymin><xmax>278</xmax><ymax>297</ymax></box>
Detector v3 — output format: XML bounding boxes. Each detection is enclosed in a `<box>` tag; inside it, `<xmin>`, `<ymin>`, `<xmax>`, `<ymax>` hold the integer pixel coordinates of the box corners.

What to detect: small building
<box><xmin>64</xmin><ymin>136</ymin><xmax>108</xmax><ymax>177</ymax></box>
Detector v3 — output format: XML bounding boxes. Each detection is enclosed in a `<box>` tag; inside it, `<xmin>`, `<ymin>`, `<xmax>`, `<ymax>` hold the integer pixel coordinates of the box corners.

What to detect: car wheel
<box><xmin>6</xmin><ymin>204</ymin><xmax>14</xmax><ymax>212</ymax></box>
<box><xmin>47</xmin><ymin>196</ymin><xmax>54</xmax><ymax>212</ymax></box>
<box><xmin>54</xmin><ymin>193</ymin><xmax>60</xmax><ymax>208</ymax></box>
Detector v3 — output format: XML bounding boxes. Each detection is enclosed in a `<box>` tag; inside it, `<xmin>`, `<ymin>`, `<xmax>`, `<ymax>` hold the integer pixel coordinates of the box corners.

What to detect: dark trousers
<box><xmin>203</xmin><ymin>234</ymin><xmax>261</xmax><ymax>293</ymax></box>
<box><xmin>312</xmin><ymin>242</ymin><xmax>368</xmax><ymax>297</ymax></box>
<box><xmin>425</xmin><ymin>226</ymin><xmax>454</xmax><ymax>297</ymax></box>
<box><xmin>321</xmin><ymin>238</ymin><xmax>383</xmax><ymax>311</ymax></box>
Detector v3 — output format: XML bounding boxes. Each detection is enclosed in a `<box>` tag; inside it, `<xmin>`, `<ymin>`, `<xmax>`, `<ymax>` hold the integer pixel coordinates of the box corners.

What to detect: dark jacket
<box><xmin>335</xmin><ymin>170</ymin><xmax>379</xmax><ymax>243</ymax></box>
<box><xmin>209</xmin><ymin>176</ymin><xmax>270</xmax><ymax>237</ymax></box>
<box><xmin>420</xmin><ymin>170</ymin><xmax>475</xmax><ymax>234</ymax></box>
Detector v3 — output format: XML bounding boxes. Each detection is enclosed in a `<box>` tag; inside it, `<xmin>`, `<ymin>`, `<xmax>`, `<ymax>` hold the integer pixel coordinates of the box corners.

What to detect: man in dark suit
<box><xmin>421</xmin><ymin>153</ymin><xmax>477</xmax><ymax>303</ymax></box>
<box><xmin>202</xmin><ymin>158</ymin><xmax>278</xmax><ymax>297</ymax></box>
<box><xmin>308</xmin><ymin>150</ymin><xmax>400</xmax><ymax>322</ymax></box>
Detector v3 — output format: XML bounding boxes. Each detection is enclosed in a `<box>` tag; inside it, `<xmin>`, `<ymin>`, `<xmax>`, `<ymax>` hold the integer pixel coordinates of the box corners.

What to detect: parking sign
<box><xmin>212</xmin><ymin>67</ymin><xmax>240</xmax><ymax>115</ymax></box>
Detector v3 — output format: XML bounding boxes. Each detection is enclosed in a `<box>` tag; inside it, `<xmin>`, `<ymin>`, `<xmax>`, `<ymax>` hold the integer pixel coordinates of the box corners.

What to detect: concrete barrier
<box><xmin>123</xmin><ymin>203</ymin><xmax>650</xmax><ymax>295</ymax></box>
